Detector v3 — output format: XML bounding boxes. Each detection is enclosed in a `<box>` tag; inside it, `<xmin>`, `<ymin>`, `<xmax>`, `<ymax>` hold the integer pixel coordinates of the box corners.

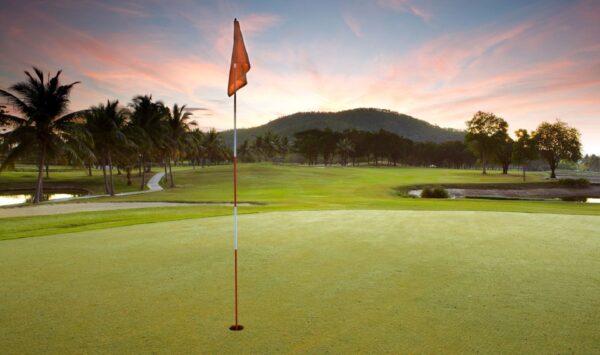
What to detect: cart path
<box><xmin>0</xmin><ymin>172</ymin><xmax>256</xmax><ymax>218</ymax></box>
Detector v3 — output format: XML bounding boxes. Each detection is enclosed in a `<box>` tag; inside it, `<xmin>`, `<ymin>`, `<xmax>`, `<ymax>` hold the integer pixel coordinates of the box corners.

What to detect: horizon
<box><xmin>1</xmin><ymin>0</ymin><xmax>599</xmax><ymax>153</ymax></box>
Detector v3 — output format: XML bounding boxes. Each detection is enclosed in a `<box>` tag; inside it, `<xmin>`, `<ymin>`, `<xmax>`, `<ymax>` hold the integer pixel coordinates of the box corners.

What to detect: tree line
<box><xmin>465</xmin><ymin>111</ymin><xmax>582</xmax><ymax>179</ymax></box>
<box><xmin>581</xmin><ymin>154</ymin><xmax>600</xmax><ymax>172</ymax></box>
<box><xmin>236</xmin><ymin>129</ymin><xmax>475</xmax><ymax>168</ymax></box>
<box><xmin>288</xmin><ymin>128</ymin><xmax>475</xmax><ymax>168</ymax></box>
<box><xmin>0</xmin><ymin>67</ymin><xmax>229</xmax><ymax>203</ymax></box>
<box><xmin>238</xmin><ymin>112</ymin><xmax>584</xmax><ymax>181</ymax></box>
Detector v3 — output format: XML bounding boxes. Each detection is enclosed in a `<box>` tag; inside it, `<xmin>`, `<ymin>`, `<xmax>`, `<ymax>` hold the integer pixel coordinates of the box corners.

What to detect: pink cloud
<box><xmin>343</xmin><ymin>13</ymin><xmax>365</xmax><ymax>38</ymax></box>
<box><xmin>1</xmin><ymin>0</ymin><xmax>599</xmax><ymax>152</ymax></box>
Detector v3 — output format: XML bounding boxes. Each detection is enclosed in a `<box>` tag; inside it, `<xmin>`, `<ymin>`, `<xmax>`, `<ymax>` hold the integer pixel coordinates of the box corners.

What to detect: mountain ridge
<box><xmin>222</xmin><ymin>108</ymin><xmax>464</xmax><ymax>145</ymax></box>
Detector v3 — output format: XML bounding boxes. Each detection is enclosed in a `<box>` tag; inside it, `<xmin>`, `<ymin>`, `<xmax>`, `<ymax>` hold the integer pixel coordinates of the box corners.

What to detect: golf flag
<box><xmin>227</xmin><ymin>19</ymin><xmax>251</xmax><ymax>97</ymax></box>
<box><xmin>228</xmin><ymin>18</ymin><xmax>249</xmax><ymax>332</ymax></box>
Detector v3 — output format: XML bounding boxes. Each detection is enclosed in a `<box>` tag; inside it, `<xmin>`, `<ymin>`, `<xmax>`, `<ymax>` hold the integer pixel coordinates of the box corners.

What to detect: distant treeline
<box><xmin>238</xmin><ymin>112</ymin><xmax>590</xmax><ymax>179</ymax></box>
<box><xmin>237</xmin><ymin>128</ymin><xmax>475</xmax><ymax>168</ymax></box>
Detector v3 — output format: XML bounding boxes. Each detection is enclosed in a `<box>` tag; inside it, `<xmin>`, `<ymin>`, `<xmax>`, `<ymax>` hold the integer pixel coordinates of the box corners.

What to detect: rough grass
<box><xmin>0</xmin><ymin>164</ymin><xmax>142</xmax><ymax>195</ymax></box>
<box><xmin>1</xmin><ymin>210</ymin><xmax>599</xmax><ymax>353</ymax></box>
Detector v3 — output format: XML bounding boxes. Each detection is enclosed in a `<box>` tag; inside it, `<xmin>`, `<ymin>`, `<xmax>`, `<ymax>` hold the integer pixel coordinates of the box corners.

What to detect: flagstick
<box><xmin>230</xmin><ymin>63</ymin><xmax>243</xmax><ymax>331</ymax></box>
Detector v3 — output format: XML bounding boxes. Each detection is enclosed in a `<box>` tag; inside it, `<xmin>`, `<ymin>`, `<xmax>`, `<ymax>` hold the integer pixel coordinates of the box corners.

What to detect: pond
<box><xmin>408</xmin><ymin>189</ymin><xmax>600</xmax><ymax>204</ymax></box>
<box><xmin>561</xmin><ymin>197</ymin><xmax>600</xmax><ymax>203</ymax></box>
<box><xmin>0</xmin><ymin>190</ymin><xmax>86</xmax><ymax>206</ymax></box>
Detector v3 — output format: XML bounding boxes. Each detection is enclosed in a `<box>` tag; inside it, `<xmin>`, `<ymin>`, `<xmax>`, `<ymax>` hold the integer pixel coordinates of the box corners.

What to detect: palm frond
<box><xmin>0</xmin><ymin>113</ymin><xmax>27</xmax><ymax>127</ymax></box>
<box><xmin>0</xmin><ymin>89</ymin><xmax>32</xmax><ymax>117</ymax></box>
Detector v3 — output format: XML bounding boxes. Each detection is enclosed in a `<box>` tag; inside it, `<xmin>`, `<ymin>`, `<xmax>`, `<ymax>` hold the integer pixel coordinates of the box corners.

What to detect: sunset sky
<box><xmin>1</xmin><ymin>0</ymin><xmax>599</xmax><ymax>153</ymax></box>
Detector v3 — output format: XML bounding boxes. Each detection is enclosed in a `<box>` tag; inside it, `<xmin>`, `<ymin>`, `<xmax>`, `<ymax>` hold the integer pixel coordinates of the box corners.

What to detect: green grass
<box><xmin>1</xmin><ymin>210</ymin><xmax>599</xmax><ymax>353</ymax></box>
<box><xmin>2</xmin><ymin>164</ymin><xmax>600</xmax><ymax>240</ymax></box>
<box><xmin>104</xmin><ymin>164</ymin><xmax>550</xmax><ymax>207</ymax></box>
<box><xmin>2</xmin><ymin>164</ymin><xmax>600</xmax><ymax>352</ymax></box>
<box><xmin>0</xmin><ymin>206</ymin><xmax>233</xmax><ymax>240</ymax></box>
<box><xmin>0</xmin><ymin>164</ymin><xmax>144</xmax><ymax>194</ymax></box>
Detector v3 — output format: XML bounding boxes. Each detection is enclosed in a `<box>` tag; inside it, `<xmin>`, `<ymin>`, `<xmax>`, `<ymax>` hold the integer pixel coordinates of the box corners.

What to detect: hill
<box><xmin>222</xmin><ymin>108</ymin><xmax>464</xmax><ymax>145</ymax></box>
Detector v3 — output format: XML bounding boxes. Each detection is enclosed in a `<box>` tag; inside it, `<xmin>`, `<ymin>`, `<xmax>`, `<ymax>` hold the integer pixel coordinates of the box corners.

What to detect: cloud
<box><xmin>241</xmin><ymin>13</ymin><xmax>284</xmax><ymax>34</ymax></box>
<box><xmin>376</xmin><ymin>0</ymin><xmax>432</xmax><ymax>23</ymax></box>
<box><xmin>343</xmin><ymin>13</ymin><xmax>365</xmax><ymax>38</ymax></box>
<box><xmin>88</xmin><ymin>0</ymin><xmax>148</xmax><ymax>18</ymax></box>
<box><xmin>2</xmin><ymin>0</ymin><xmax>600</xmax><ymax>152</ymax></box>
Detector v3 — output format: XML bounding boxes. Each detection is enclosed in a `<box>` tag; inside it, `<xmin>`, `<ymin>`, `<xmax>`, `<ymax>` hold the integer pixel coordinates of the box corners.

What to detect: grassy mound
<box><xmin>2</xmin><ymin>210</ymin><xmax>599</xmax><ymax>353</ymax></box>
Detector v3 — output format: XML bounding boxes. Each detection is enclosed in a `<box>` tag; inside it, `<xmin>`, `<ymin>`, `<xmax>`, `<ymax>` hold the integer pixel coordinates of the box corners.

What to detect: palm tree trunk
<box><xmin>101</xmin><ymin>157</ymin><xmax>109</xmax><ymax>194</ymax></box>
<box><xmin>168</xmin><ymin>156</ymin><xmax>174</xmax><ymax>188</ymax></box>
<box><xmin>107</xmin><ymin>150</ymin><xmax>115</xmax><ymax>196</ymax></box>
<box><xmin>164</xmin><ymin>160</ymin><xmax>168</xmax><ymax>183</ymax></box>
<box><xmin>126</xmin><ymin>168</ymin><xmax>132</xmax><ymax>186</ymax></box>
<box><xmin>33</xmin><ymin>145</ymin><xmax>46</xmax><ymax>204</ymax></box>
<box><xmin>45</xmin><ymin>162</ymin><xmax>50</xmax><ymax>178</ymax></box>
<box><xmin>88</xmin><ymin>163</ymin><xmax>92</xmax><ymax>176</ymax></box>
<box><xmin>523</xmin><ymin>165</ymin><xmax>526</xmax><ymax>182</ymax></box>
<box><xmin>139</xmin><ymin>156</ymin><xmax>146</xmax><ymax>191</ymax></box>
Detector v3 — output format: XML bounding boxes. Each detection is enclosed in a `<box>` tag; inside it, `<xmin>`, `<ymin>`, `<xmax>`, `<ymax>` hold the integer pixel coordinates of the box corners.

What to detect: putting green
<box><xmin>1</xmin><ymin>210</ymin><xmax>599</xmax><ymax>353</ymax></box>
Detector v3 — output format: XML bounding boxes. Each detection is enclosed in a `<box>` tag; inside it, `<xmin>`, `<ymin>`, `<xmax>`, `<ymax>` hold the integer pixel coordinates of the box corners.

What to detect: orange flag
<box><xmin>227</xmin><ymin>19</ymin><xmax>251</xmax><ymax>97</ymax></box>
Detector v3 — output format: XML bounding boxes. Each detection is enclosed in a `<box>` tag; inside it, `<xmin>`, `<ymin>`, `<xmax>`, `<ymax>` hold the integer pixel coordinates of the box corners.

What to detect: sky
<box><xmin>1</xmin><ymin>0</ymin><xmax>599</xmax><ymax>153</ymax></box>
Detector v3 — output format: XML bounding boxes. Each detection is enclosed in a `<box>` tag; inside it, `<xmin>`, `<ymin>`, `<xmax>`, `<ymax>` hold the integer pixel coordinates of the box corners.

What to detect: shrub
<box><xmin>558</xmin><ymin>178</ymin><xmax>590</xmax><ymax>188</ymax></box>
<box><xmin>421</xmin><ymin>186</ymin><xmax>449</xmax><ymax>198</ymax></box>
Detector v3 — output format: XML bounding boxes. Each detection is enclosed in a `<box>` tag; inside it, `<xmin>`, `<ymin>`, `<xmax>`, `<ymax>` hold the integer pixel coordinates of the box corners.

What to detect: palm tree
<box><xmin>186</xmin><ymin>128</ymin><xmax>205</xmax><ymax>167</ymax></box>
<box><xmin>203</xmin><ymin>128</ymin><xmax>228</xmax><ymax>164</ymax></box>
<box><xmin>238</xmin><ymin>139</ymin><xmax>253</xmax><ymax>162</ymax></box>
<box><xmin>336</xmin><ymin>137</ymin><xmax>354</xmax><ymax>166</ymax></box>
<box><xmin>128</xmin><ymin>95</ymin><xmax>168</xmax><ymax>190</ymax></box>
<box><xmin>84</xmin><ymin>100</ymin><xmax>128</xmax><ymax>195</ymax></box>
<box><xmin>0</xmin><ymin>67</ymin><xmax>84</xmax><ymax>203</ymax></box>
<box><xmin>165</xmin><ymin>104</ymin><xmax>195</xmax><ymax>187</ymax></box>
<box><xmin>113</xmin><ymin>127</ymin><xmax>139</xmax><ymax>187</ymax></box>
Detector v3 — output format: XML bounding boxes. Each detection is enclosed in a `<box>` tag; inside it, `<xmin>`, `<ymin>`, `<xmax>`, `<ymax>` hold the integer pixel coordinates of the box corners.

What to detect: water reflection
<box><xmin>560</xmin><ymin>196</ymin><xmax>600</xmax><ymax>203</ymax></box>
<box><xmin>0</xmin><ymin>192</ymin><xmax>83</xmax><ymax>206</ymax></box>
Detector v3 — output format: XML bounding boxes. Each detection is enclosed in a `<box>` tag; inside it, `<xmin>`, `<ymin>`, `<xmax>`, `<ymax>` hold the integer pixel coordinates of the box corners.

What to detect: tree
<box><xmin>344</xmin><ymin>129</ymin><xmax>370</xmax><ymax>166</ymax></box>
<box><xmin>294</xmin><ymin>129</ymin><xmax>321</xmax><ymax>165</ymax></box>
<box><xmin>166</xmin><ymin>104</ymin><xmax>195</xmax><ymax>187</ymax></box>
<box><xmin>512</xmin><ymin>129</ymin><xmax>538</xmax><ymax>181</ymax></box>
<box><xmin>533</xmin><ymin>120</ymin><xmax>582</xmax><ymax>178</ymax></box>
<box><xmin>237</xmin><ymin>139</ymin><xmax>253</xmax><ymax>162</ymax></box>
<box><xmin>582</xmin><ymin>154</ymin><xmax>600</xmax><ymax>172</ymax></box>
<box><xmin>0</xmin><ymin>105</ymin><xmax>9</xmax><ymax>168</ymax></box>
<box><xmin>128</xmin><ymin>95</ymin><xmax>168</xmax><ymax>190</ymax></box>
<box><xmin>465</xmin><ymin>111</ymin><xmax>509</xmax><ymax>174</ymax></box>
<box><xmin>202</xmin><ymin>128</ymin><xmax>228</xmax><ymax>164</ymax></box>
<box><xmin>277</xmin><ymin>136</ymin><xmax>290</xmax><ymax>161</ymax></box>
<box><xmin>84</xmin><ymin>100</ymin><xmax>128</xmax><ymax>195</ymax></box>
<box><xmin>114</xmin><ymin>139</ymin><xmax>139</xmax><ymax>186</ymax></box>
<box><xmin>253</xmin><ymin>131</ymin><xmax>280</xmax><ymax>161</ymax></box>
<box><xmin>336</xmin><ymin>137</ymin><xmax>354</xmax><ymax>166</ymax></box>
<box><xmin>495</xmin><ymin>136</ymin><xmax>514</xmax><ymax>174</ymax></box>
<box><xmin>186</xmin><ymin>128</ymin><xmax>205</xmax><ymax>167</ymax></box>
<box><xmin>320</xmin><ymin>129</ymin><xmax>340</xmax><ymax>166</ymax></box>
<box><xmin>0</xmin><ymin>67</ymin><xmax>84</xmax><ymax>203</ymax></box>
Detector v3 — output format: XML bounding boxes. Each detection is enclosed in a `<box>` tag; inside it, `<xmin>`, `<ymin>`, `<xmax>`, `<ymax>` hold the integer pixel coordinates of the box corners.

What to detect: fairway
<box><xmin>2</xmin><ymin>210</ymin><xmax>599</xmax><ymax>353</ymax></box>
